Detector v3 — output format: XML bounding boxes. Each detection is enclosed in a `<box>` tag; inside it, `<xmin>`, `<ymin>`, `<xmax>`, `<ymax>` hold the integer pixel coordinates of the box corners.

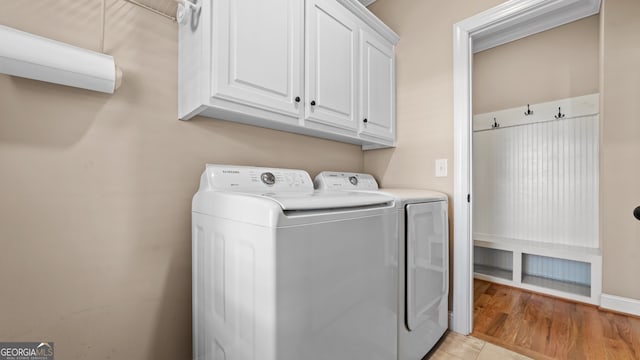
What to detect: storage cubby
<box><xmin>521</xmin><ymin>253</ymin><xmax>591</xmax><ymax>297</ymax></box>
<box><xmin>473</xmin><ymin>237</ymin><xmax>602</xmax><ymax>305</ymax></box>
<box><xmin>474</xmin><ymin>246</ymin><xmax>513</xmax><ymax>281</ymax></box>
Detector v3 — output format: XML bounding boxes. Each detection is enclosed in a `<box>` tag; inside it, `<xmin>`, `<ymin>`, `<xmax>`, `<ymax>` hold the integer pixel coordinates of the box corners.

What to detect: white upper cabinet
<box><xmin>178</xmin><ymin>0</ymin><xmax>398</xmax><ymax>150</ymax></box>
<box><xmin>359</xmin><ymin>28</ymin><xmax>395</xmax><ymax>145</ymax></box>
<box><xmin>211</xmin><ymin>0</ymin><xmax>303</xmax><ymax>123</ymax></box>
<box><xmin>305</xmin><ymin>0</ymin><xmax>359</xmax><ymax>133</ymax></box>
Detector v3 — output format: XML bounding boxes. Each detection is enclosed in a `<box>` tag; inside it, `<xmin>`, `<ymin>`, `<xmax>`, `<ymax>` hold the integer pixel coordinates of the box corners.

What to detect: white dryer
<box><xmin>315</xmin><ymin>172</ymin><xmax>449</xmax><ymax>360</ymax></box>
<box><xmin>192</xmin><ymin>165</ymin><xmax>398</xmax><ymax>360</ymax></box>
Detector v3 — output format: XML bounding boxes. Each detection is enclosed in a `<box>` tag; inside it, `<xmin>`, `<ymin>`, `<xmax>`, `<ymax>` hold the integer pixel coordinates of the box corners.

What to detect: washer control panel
<box><xmin>202</xmin><ymin>165</ymin><xmax>313</xmax><ymax>192</ymax></box>
<box><xmin>314</xmin><ymin>172</ymin><xmax>379</xmax><ymax>191</ymax></box>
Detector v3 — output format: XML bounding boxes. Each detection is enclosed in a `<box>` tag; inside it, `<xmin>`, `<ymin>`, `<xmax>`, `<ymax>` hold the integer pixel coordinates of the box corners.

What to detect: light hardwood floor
<box><xmin>424</xmin><ymin>331</ymin><xmax>531</xmax><ymax>360</ymax></box>
<box><xmin>473</xmin><ymin>279</ymin><xmax>640</xmax><ymax>359</ymax></box>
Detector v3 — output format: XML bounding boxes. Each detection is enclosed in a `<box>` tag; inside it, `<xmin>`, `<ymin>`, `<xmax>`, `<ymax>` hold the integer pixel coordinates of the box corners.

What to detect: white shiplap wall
<box><xmin>473</xmin><ymin>95</ymin><xmax>599</xmax><ymax>248</ymax></box>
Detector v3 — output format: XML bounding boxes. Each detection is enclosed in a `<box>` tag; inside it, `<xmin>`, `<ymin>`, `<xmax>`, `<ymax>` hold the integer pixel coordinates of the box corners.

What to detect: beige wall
<box><xmin>473</xmin><ymin>15</ymin><xmax>600</xmax><ymax>115</ymax></box>
<box><xmin>600</xmin><ymin>0</ymin><xmax>640</xmax><ymax>300</ymax></box>
<box><xmin>365</xmin><ymin>0</ymin><xmax>503</xmax><ymax>192</ymax></box>
<box><xmin>0</xmin><ymin>1</ymin><xmax>362</xmax><ymax>359</ymax></box>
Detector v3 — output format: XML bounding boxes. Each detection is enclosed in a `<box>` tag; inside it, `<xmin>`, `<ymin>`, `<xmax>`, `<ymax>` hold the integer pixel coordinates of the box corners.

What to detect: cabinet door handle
<box><xmin>295</xmin><ymin>96</ymin><xmax>300</xmax><ymax>103</ymax></box>
<box><xmin>634</xmin><ymin>206</ymin><xmax>640</xmax><ymax>221</ymax></box>
<box><xmin>310</xmin><ymin>100</ymin><xmax>316</xmax><ymax>106</ymax></box>
<box><xmin>363</xmin><ymin>118</ymin><xmax>368</xmax><ymax>123</ymax></box>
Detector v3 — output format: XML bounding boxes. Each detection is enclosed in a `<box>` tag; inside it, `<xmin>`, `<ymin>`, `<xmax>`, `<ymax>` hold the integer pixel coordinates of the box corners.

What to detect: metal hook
<box><xmin>555</xmin><ymin>107</ymin><xmax>565</xmax><ymax>119</ymax></box>
<box><xmin>492</xmin><ymin>117</ymin><xmax>500</xmax><ymax>129</ymax></box>
<box><xmin>524</xmin><ymin>104</ymin><xmax>533</xmax><ymax>116</ymax></box>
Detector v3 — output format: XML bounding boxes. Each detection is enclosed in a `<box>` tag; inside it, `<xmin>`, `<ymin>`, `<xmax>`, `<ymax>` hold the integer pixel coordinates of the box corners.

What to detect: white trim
<box><xmin>358</xmin><ymin>0</ymin><xmax>376</xmax><ymax>7</ymax></box>
<box><xmin>470</xmin><ymin>0</ymin><xmax>601</xmax><ymax>53</ymax></box>
<box><xmin>452</xmin><ymin>22</ymin><xmax>473</xmax><ymax>336</ymax></box>
<box><xmin>474</xmin><ymin>236</ymin><xmax>601</xmax><ymax>257</ymax></box>
<box><xmin>451</xmin><ymin>0</ymin><xmax>601</xmax><ymax>335</ymax></box>
<box><xmin>601</xmin><ymin>294</ymin><xmax>640</xmax><ymax>317</ymax></box>
<box><xmin>473</xmin><ymin>93</ymin><xmax>599</xmax><ymax>131</ymax></box>
<box><xmin>336</xmin><ymin>0</ymin><xmax>399</xmax><ymax>44</ymax></box>
<box><xmin>474</xmin><ymin>238</ymin><xmax>602</xmax><ymax>305</ymax></box>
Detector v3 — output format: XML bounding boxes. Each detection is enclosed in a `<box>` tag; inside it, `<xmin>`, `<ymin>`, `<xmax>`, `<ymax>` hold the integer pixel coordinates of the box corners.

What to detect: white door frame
<box><xmin>451</xmin><ymin>0</ymin><xmax>600</xmax><ymax>335</ymax></box>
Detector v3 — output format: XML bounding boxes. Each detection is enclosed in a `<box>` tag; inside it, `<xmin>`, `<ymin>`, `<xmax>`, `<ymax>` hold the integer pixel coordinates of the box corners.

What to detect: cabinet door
<box><xmin>305</xmin><ymin>0</ymin><xmax>359</xmax><ymax>132</ymax></box>
<box><xmin>212</xmin><ymin>0</ymin><xmax>303</xmax><ymax>122</ymax></box>
<box><xmin>360</xmin><ymin>29</ymin><xmax>395</xmax><ymax>142</ymax></box>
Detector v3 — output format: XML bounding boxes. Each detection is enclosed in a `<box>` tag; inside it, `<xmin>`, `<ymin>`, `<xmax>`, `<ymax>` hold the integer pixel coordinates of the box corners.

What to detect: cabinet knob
<box><xmin>295</xmin><ymin>96</ymin><xmax>300</xmax><ymax>103</ymax></box>
<box><xmin>310</xmin><ymin>100</ymin><xmax>316</xmax><ymax>106</ymax></box>
<box><xmin>363</xmin><ymin>118</ymin><xmax>368</xmax><ymax>123</ymax></box>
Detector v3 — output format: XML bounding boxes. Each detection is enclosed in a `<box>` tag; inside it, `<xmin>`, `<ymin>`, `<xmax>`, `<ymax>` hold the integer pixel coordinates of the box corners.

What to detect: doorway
<box><xmin>450</xmin><ymin>0</ymin><xmax>601</xmax><ymax>335</ymax></box>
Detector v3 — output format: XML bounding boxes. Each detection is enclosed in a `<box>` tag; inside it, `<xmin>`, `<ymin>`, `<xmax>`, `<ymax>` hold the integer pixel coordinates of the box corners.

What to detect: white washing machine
<box><xmin>192</xmin><ymin>165</ymin><xmax>398</xmax><ymax>360</ymax></box>
<box><xmin>315</xmin><ymin>172</ymin><xmax>449</xmax><ymax>360</ymax></box>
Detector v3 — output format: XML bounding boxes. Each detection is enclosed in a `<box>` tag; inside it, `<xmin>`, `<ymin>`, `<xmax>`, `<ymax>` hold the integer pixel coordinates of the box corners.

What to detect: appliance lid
<box><xmin>253</xmin><ymin>190</ymin><xmax>393</xmax><ymax>211</ymax></box>
<box><xmin>380</xmin><ymin>188</ymin><xmax>447</xmax><ymax>203</ymax></box>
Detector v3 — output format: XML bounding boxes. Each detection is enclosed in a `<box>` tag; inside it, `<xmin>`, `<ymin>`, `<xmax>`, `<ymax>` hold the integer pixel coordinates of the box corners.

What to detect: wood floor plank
<box><xmin>494</xmin><ymin>290</ymin><xmax>531</xmax><ymax>345</ymax></box>
<box><xmin>543</xmin><ymin>298</ymin><xmax>571</xmax><ymax>359</ymax></box>
<box><xmin>627</xmin><ymin>314</ymin><xmax>640</xmax><ymax>359</ymax></box>
<box><xmin>485</xmin><ymin>286</ymin><xmax>514</xmax><ymax>337</ymax></box>
<box><xmin>601</xmin><ymin>312</ymin><xmax>637</xmax><ymax>359</ymax></box>
<box><xmin>581</xmin><ymin>304</ymin><xmax>607</xmax><ymax>360</ymax></box>
<box><xmin>513</xmin><ymin>294</ymin><xmax>548</xmax><ymax>350</ymax></box>
<box><xmin>474</xmin><ymin>280</ymin><xmax>491</xmax><ymax>302</ymax></box>
<box><xmin>613</xmin><ymin>312</ymin><xmax>640</xmax><ymax>358</ymax></box>
<box><xmin>473</xmin><ymin>285</ymin><xmax>505</xmax><ymax>334</ymax></box>
<box><xmin>485</xmin><ymin>312</ymin><xmax>509</xmax><ymax>337</ymax></box>
<box><xmin>485</xmin><ymin>283</ymin><xmax>498</xmax><ymax>296</ymax></box>
<box><xmin>473</xmin><ymin>293</ymin><xmax>492</xmax><ymax>322</ymax></box>
<box><xmin>528</xmin><ymin>294</ymin><xmax>554</xmax><ymax>356</ymax></box>
<box><xmin>472</xmin><ymin>279</ymin><xmax>640</xmax><ymax>360</ymax></box>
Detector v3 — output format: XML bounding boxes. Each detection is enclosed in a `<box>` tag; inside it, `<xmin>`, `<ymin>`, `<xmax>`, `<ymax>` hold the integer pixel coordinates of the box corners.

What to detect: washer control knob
<box><xmin>348</xmin><ymin>176</ymin><xmax>358</xmax><ymax>186</ymax></box>
<box><xmin>261</xmin><ymin>172</ymin><xmax>276</xmax><ymax>186</ymax></box>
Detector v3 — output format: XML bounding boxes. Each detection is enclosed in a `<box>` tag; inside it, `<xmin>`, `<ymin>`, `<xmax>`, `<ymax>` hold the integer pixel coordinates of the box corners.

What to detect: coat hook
<box><xmin>524</xmin><ymin>104</ymin><xmax>533</xmax><ymax>116</ymax></box>
<box><xmin>492</xmin><ymin>117</ymin><xmax>500</xmax><ymax>129</ymax></box>
<box><xmin>555</xmin><ymin>107</ymin><xmax>565</xmax><ymax>119</ymax></box>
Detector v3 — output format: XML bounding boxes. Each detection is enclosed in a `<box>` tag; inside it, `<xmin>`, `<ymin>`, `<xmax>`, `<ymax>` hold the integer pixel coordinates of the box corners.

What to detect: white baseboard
<box><xmin>600</xmin><ymin>293</ymin><xmax>640</xmax><ymax>317</ymax></box>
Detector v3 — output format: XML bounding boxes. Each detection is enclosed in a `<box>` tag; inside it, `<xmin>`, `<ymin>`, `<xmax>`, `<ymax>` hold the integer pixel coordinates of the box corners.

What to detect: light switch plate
<box><xmin>435</xmin><ymin>159</ymin><xmax>448</xmax><ymax>177</ymax></box>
